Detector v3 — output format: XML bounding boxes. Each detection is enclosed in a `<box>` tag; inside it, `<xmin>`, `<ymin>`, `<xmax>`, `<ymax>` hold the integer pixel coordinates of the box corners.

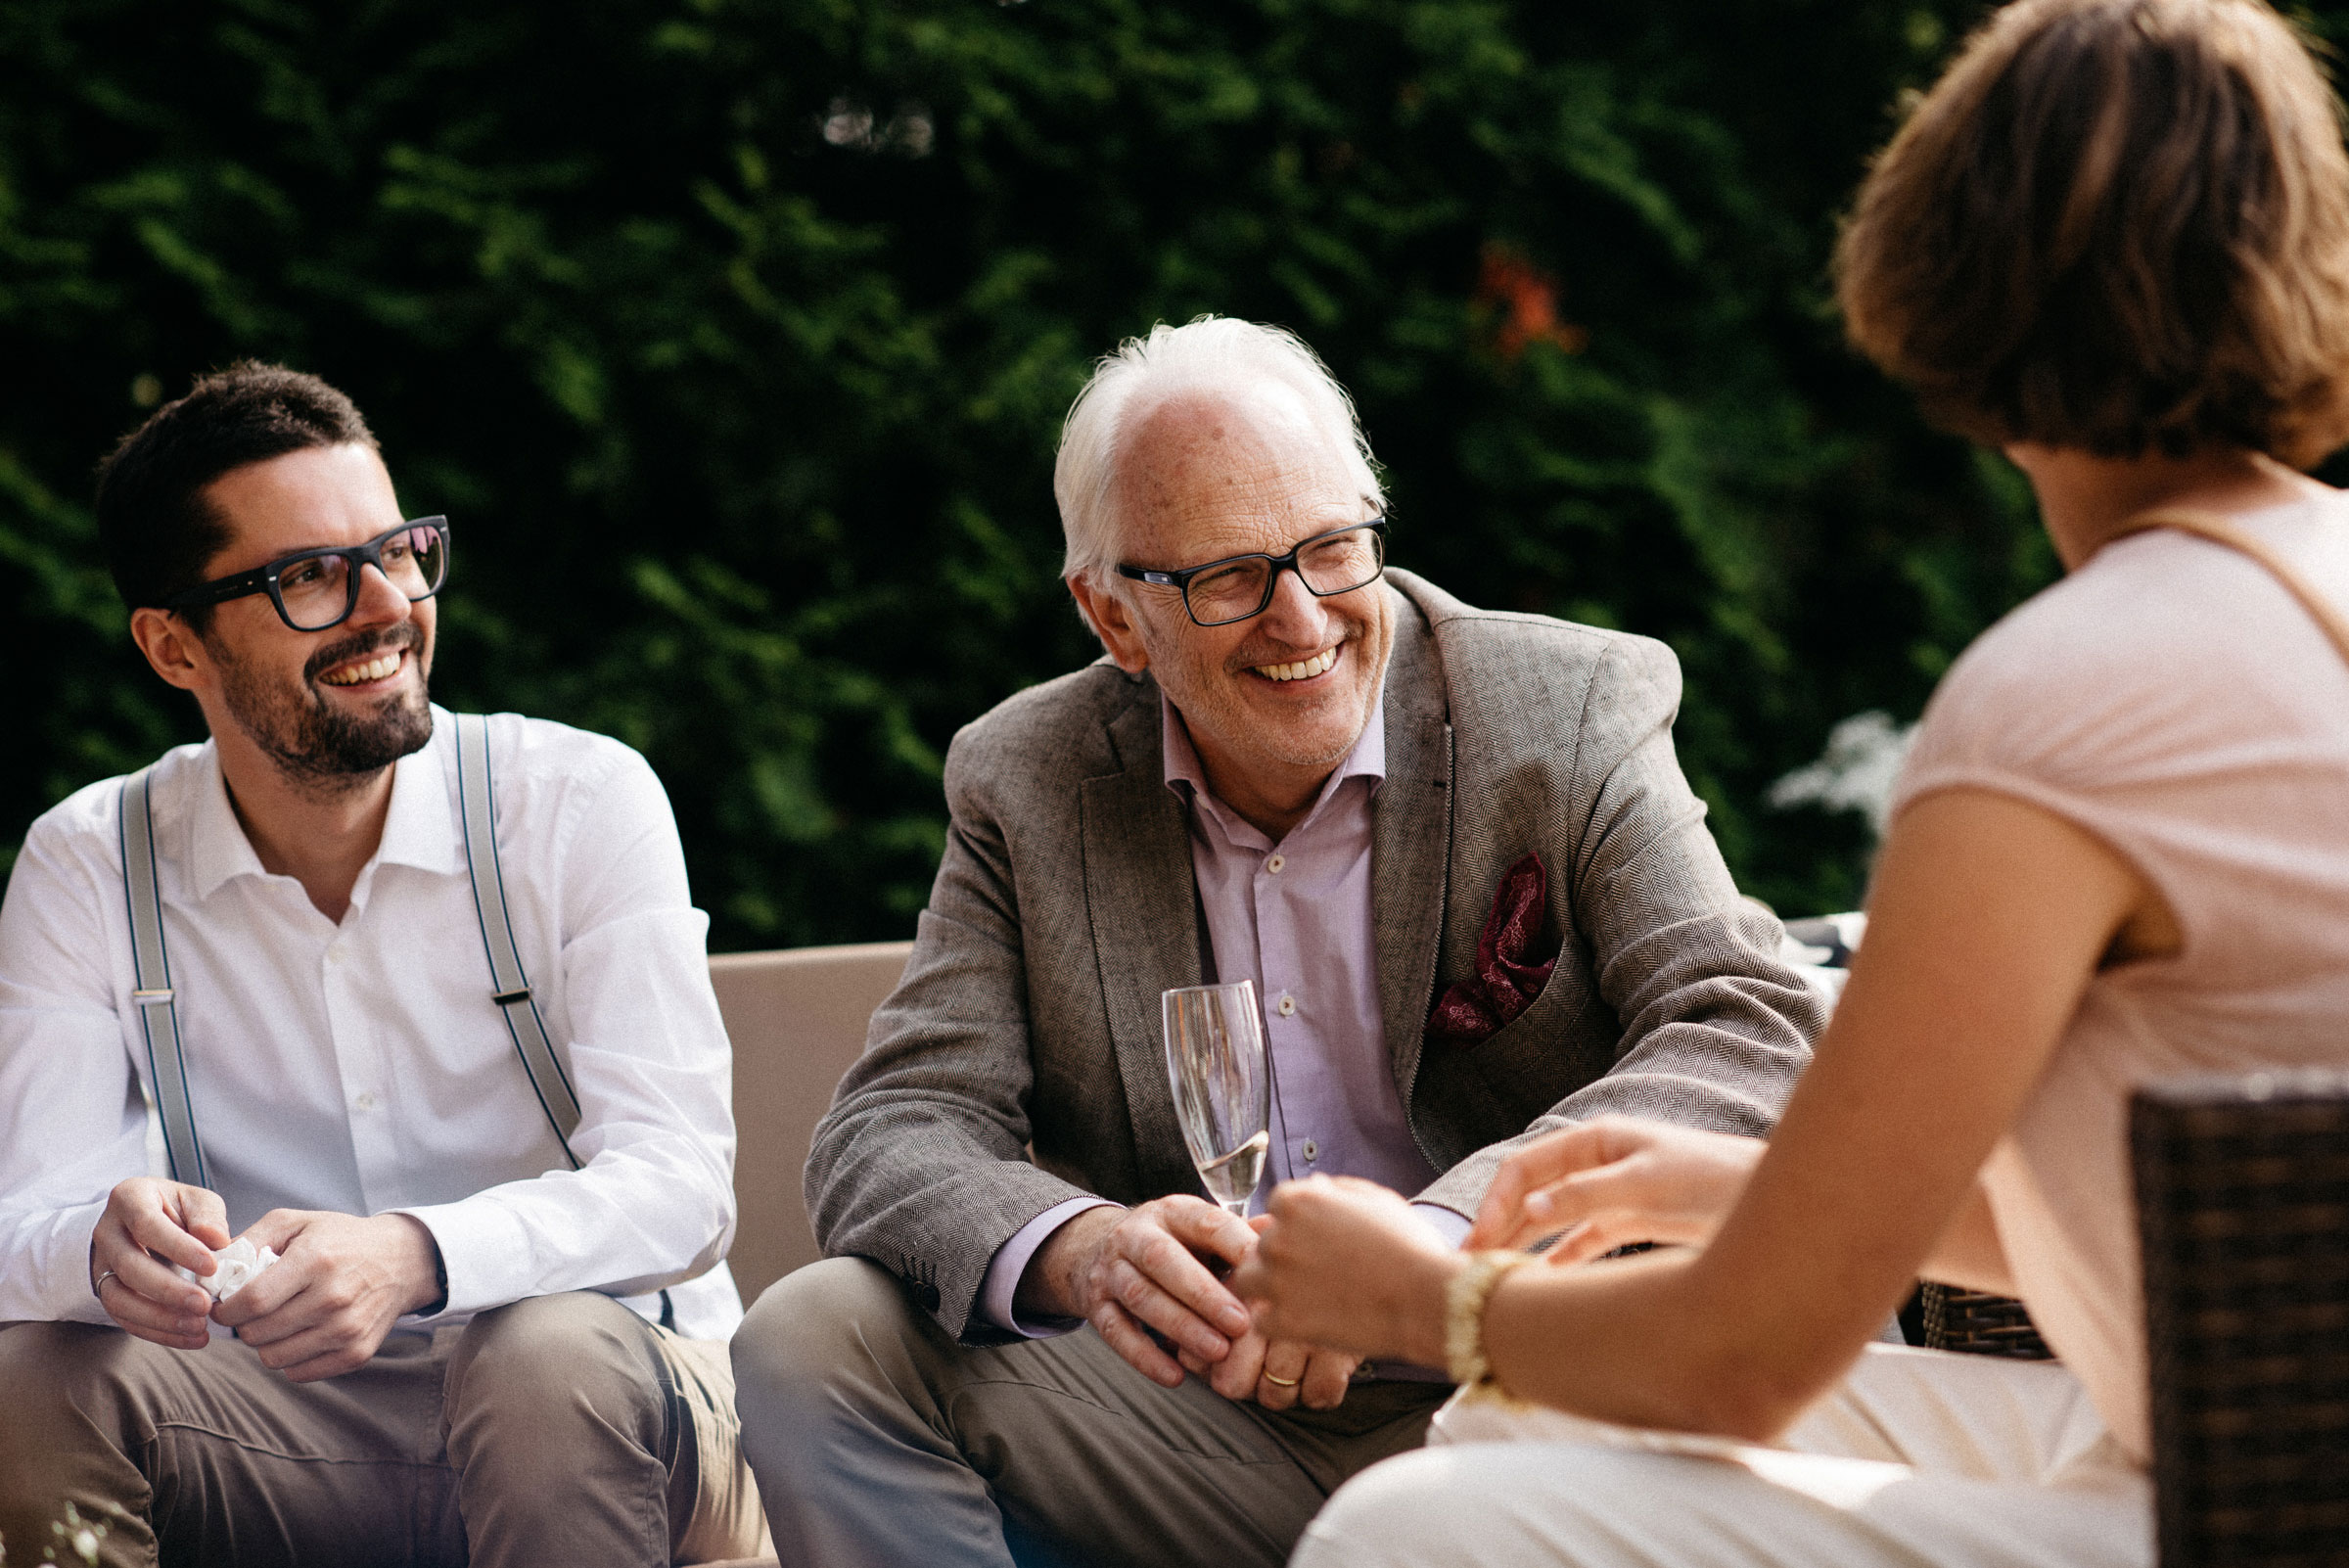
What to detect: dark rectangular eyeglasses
<box><xmin>1116</xmin><ymin>518</ymin><xmax>1387</xmax><ymax>627</ymax></box>
<box><xmin>161</xmin><ymin>518</ymin><xmax>451</xmax><ymax>632</ymax></box>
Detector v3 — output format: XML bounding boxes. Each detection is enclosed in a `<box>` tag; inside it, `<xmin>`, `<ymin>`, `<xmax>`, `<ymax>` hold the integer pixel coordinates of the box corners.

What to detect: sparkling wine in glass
<box><xmin>1163</xmin><ymin>981</ymin><xmax>1272</xmax><ymax>1217</ymax></box>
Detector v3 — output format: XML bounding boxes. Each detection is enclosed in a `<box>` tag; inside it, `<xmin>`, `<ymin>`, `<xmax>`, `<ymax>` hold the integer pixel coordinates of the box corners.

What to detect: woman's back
<box><xmin>1893</xmin><ymin>494</ymin><xmax>2349</xmax><ymax>1459</ymax></box>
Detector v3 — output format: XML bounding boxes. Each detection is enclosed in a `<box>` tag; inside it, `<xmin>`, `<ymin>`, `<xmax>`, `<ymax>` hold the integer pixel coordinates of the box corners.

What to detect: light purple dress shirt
<box><xmin>977</xmin><ymin>686</ymin><xmax>1470</xmax><ymax>1337</ymax></box>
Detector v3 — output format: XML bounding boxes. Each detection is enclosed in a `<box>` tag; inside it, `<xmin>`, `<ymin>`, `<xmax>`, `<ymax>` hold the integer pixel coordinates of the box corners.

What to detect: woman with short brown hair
<box><xmin>1234</xmin><ymin>2</ymin><xmax>2349</xmax><ymax>1563</ymax></box>
<box><xmin>1843</xmin><ymin>0</ymin><xmax>2349</xmax><ymax>464</ymax></box>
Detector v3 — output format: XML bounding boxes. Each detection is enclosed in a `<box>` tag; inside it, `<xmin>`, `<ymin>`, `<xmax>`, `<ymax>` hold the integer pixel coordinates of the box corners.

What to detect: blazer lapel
<box><xmin>1372</xmin><ymin>593</ymin><xmax>1455</xmax><ymax>1112</ymax></box>
<box><xmin>1079</xmin><ymin>682</ymin><xmax>1202</xmax><ymax>1179</ymax></box>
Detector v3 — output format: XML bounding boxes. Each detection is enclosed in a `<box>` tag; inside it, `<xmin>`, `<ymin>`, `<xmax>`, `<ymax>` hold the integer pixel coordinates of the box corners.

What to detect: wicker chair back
<box><xmin>2133</xmin><ymin>1072</ymin><xmax>2349</xmax><ymax>1568</ymax></box>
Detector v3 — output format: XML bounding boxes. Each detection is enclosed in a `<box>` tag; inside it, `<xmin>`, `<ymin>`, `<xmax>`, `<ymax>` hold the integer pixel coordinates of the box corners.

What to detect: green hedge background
<box><xmin>7</xmin><ymin>0</ymin><xmax>2296</xmax><ymax>949</ymax></box>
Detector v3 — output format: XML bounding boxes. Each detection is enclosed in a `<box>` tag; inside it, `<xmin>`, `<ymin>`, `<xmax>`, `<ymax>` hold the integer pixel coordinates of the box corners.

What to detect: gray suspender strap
<box><xmin>116</xmin><ymin>722</ymin><xmax>668</xmax><ymax>1321</ymax></box>
<box><xmin>452</xmin><ymin>712</ymin><xmax>582</xmax><ymax>1170</ymax></box>
<box><xmin>456</xmin><ymin>715</ymin><xmax>673</xmax><ymax>1325</ymax></box>
<box><xmin>118</xmin><ymin>771</ymin><xmax>207</xmax><ymax>1188</ymax></box>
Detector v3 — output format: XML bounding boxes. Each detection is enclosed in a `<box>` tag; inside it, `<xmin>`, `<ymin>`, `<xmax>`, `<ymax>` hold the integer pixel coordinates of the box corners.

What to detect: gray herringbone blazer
<box><xmin>806</xmin><ymin>570</ymin><xmax>1822</xmax><ymax>1339</ymax></box>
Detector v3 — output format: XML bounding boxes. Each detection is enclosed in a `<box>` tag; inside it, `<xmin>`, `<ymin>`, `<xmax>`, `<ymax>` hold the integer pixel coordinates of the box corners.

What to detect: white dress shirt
<box><xmin>0</xmin><ymin>707</ymin><xmax>743</xmax><ymax>1339</ymax></box>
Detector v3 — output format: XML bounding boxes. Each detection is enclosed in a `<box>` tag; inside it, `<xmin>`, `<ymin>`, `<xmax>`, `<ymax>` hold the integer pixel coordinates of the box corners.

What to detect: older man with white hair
<box><xmin>731</xmin><ymin>317</ymin><xmax>1822</xmax><ymax>1567</ymax></box>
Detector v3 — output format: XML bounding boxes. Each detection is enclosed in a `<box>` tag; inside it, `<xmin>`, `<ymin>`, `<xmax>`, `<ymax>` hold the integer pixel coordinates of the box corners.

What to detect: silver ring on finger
<box><xmin>93</xmin><ymin>1268</ymin><xmax>118</xmax><ymax>1297</ymax></box>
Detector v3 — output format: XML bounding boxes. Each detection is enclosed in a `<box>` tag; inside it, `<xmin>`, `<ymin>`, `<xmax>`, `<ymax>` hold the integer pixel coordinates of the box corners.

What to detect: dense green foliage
<box><xmin>2</xmin><ymin>0</ymin><xmax>2264</xmax><ymax>946</ymax></box>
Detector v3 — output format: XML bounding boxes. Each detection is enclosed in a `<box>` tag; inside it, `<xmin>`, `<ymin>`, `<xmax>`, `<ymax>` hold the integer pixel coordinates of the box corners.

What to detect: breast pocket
<box><xmin>1454</xmin><ymin>947</ymin><xmax>1613</xmax><ymax>1125</ymax></box>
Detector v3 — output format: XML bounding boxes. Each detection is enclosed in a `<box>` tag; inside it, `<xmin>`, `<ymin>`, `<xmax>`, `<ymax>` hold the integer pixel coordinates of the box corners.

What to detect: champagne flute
<box><xmin>1163</xmin><ymin>981</ymin><xmax>1271</xmax><ymax>1217</ymax></box>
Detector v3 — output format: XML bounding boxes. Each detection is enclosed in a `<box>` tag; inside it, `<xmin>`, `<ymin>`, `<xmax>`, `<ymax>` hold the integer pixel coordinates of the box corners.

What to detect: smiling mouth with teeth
<box><xmin>1251</xmin><ymin>645</ymin><xmax>1340</xmax><ymax>683</ymax></box>
<box><xmin>317</xmin><ymin>651</ymin><xmax>404</xmax><ymax>687</ymax></box>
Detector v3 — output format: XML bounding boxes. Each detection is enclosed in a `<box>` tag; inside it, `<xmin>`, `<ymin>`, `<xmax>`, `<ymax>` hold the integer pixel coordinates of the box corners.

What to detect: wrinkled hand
<box><xmin>1025</xmin><ymin>1197</ymin><xmax>1260</xmax><ymax>1389</ymax></box>
<box><xmin>1231</xmin><ymin>1176</ymin><xmax>1456</xmax><ymax>1368</ymax></box>
<box><xmin>90</xmin><ymin>1177</ymin><xmax>233</xmax><ymax>1350</ymax></box>
<box><xmin>1177</xmin><ymin>1314</ymin><xmax>1362</xmax><ymax>1410</ymax></box>
<box><xmin>1465</xmin><ymin>1116</ymin><xmax>1765</xmax><ymax>1263</ymax></box>
<box><xmin>210</xmin><ymin>1211</ymin><xmax>442</xmax><ymax>1382</ymax></box>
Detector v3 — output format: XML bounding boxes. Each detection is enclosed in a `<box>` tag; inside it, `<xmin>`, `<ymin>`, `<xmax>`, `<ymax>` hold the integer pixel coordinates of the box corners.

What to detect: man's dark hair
<box><xmin>94</xmin><ymin>361</ymin><xmax>379</xmax><ymax>615</ymax></box>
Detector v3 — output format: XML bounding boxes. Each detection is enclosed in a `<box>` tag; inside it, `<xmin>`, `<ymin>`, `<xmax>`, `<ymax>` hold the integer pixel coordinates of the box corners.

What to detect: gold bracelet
<box><xmin>1444</xmin><ymin>1250</ymin><xmax>1533</xmax><ymax>1388</ymax></box>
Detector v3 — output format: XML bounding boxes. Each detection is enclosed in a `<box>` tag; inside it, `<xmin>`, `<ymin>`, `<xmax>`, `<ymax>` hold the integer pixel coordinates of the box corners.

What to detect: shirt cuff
<box><xmin>1410</xmin><ymin>1202</ymin><xmax>1473</xmax><ymax>1250</ymax></box>
<box><xmin>978</xmin><ymin>1197</ymin><xmax>1123</xmax><ymax>1338</ymax></box>
<box><xmin>39</xmin><ymin>1200</ymin><xmax>113</xmax><ymax>1325</ymax></box>
<box><xmin>388</xmin><ymin>1197</ymin><xmax>530</xmax><ymax>1322</ymax></box>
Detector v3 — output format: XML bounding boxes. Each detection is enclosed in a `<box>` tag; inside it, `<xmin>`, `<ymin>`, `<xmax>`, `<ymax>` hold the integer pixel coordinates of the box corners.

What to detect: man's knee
<box><xmin>731</xmin><ymin>1258</ymin><xmax>923</xmax><ymax>1451</ymax></box>
<box><xmin>443</xmin><ymin>1293</ymin><xmax>667</xmax><ymax>1458</ymax></box>
<box><xmin>0</xmin><ymin>1323</ymin><xmax>154</xmax><ymax>1528</ymax></box>
<box><xmin>0</xmin><ymin>1321</ymin><xmax>155</xmax><ymax>1453</ymax></box>
<box><xmin>0</xmin><ymin>1320</ymin><xmax>114</xmax><ymax>1421</ymax></box>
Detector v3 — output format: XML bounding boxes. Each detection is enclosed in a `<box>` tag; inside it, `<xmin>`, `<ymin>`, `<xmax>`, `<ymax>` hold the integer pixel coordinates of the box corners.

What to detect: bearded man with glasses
<box><xmin>0</xmin><ymin>363</ymin><xmax>764</xmax><ymax>1567</ymax></box>
<box><xmin>733</xmin><ymin>317</ymin><xmax>1825</xmax><ymax>1568</ymax></box>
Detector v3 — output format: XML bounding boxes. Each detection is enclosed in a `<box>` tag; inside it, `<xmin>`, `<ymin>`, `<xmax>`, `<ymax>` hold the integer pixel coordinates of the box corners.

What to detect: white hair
<box><xmin>1052</xmin><ymin>316</ymin><xmax>1385</xmax><ymax>586</ymax></box>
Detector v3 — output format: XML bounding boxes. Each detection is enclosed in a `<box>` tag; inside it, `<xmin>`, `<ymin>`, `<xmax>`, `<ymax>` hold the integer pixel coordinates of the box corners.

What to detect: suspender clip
<box><xmin>492</xmin><ymin>987</ymin><xmax>532</xmax><ymax>1007</ymax></box>
<box><xmin>131</xmin><ymin>988</ymin><xmax>175</xmax><ymax>1004</ymax></box>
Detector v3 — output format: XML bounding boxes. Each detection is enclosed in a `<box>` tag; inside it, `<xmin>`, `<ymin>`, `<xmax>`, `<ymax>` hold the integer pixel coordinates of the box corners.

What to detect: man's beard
<box><xmin>210</xmin><ymin>623</ymin><xmax>435</xmax><ymax>790</ymax></box>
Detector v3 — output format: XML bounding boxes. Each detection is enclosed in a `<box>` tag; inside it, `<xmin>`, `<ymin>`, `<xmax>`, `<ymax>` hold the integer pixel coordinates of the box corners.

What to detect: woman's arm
<box><xmin>1241</xmin><ymin>787</ymin><xmax>2158</xmax><ymax>1439</ymax></box>
<box><xmin>1459</xmin><ymin>1116</ymin><xmax>2016</xmax><ymax>1291</ymax></box>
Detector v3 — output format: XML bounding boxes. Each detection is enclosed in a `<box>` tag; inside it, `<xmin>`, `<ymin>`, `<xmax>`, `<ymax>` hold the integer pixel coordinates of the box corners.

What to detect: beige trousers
<box><xmin>0</xmin><ymin>1292</ymin><xmax>764</xmax><ymax>1568</ymax></box>
<box><xmin>1293</xmin><ymin>1344</ymin><xmax>2153</xmax><ymax>1568</ymax></box>
<box><xmin>732</xmin><ymin>1257</ymin><xmax>1450</xmax><ymax>1568</ymax></box>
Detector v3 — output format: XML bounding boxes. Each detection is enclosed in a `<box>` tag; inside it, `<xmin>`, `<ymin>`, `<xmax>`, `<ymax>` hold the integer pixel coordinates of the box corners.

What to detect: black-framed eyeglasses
<box><xmin>161</xmin><ymin>517</ymin><xmax>451</xmax><ymax>632</ymax></box>
<box><xmin>1116</xmin><ymin>519</ymin><xmax>1387</xmax><ymax>628</ymax></box>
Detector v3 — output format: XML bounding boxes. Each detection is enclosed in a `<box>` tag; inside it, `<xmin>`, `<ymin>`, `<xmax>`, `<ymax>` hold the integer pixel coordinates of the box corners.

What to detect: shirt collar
<box><xmin>185</xmin><ymin>746</ymin><xmax>267</xmax><ymax>901</ymax></box>
<box><xmin>1159</xmin><ymin>677</ymin><xmax>1387</xmax><ymax>827</ymax></box>
<box><xmin>374</xmin><ymin>710</ymin><xmax>465</xmax><ymax>877</ymax></box>
<box><xmin>184</xmin><ymin>708</ymin><xmax>464</xmax><ymax>901</ymax></box>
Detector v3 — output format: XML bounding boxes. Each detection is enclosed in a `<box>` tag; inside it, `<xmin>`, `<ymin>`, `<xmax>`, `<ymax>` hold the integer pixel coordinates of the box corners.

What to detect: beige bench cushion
<box><xmin>711</xmin><ymin>942</ymin><xmax>912</xmax><ymax>1304</ymax></box>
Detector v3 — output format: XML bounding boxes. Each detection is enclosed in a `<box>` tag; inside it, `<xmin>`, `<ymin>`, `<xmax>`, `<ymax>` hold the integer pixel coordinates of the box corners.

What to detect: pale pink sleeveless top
<box><xmin>1889</xmin><ymin>493</ymin><xmax>2349</xmax><ymax>1465</ymax></box>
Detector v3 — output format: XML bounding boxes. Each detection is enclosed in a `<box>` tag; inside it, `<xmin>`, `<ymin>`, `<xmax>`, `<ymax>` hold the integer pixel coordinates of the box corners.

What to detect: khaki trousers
<box><xmin>731</xmin><ymin>1257</ymin><xmax>1449</xmax><ymax>1568</ymax></box>
<box><xmin>1293</xmin><ymin>1344</ymin><xmax>2153</xmax><ymax>1568</ymax></box>
<box><xmin>0</xmin><ymin>1292</ymin><xmax>764</xmax><ymax>1568</ymax></box>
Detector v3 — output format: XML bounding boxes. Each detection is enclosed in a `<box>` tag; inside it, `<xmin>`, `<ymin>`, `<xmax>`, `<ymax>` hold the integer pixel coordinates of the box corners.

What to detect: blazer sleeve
<box><xmin>1416</xmin><ymin>635</ymin><xmax>1822</xmax><ymax>1221</ymax></box>
<box><xmin>804</xmin><ymin>728</ymin><xmax>1100</xmax><ymax>1342</ymax></box>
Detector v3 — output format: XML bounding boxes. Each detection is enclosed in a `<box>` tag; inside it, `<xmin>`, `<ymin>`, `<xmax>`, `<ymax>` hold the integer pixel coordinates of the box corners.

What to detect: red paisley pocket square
<box><xmin>1425</xmin><ymin>853</ymin><xmax>1556</xmax><ymax>1048</ymax></box>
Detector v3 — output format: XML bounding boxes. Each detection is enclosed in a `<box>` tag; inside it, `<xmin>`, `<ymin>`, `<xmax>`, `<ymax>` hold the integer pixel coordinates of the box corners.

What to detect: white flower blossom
<box><xmin>1768</xmin><ymin>710</ymin><xmax>1918</xmax><ymax>841</ymax></box>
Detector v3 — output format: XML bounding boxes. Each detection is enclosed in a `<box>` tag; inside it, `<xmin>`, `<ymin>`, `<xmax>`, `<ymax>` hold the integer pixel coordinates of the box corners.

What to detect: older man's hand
<box><xmin>1024</xmin><ymin>1198</ymin><xmax>1364</xmax><ymax>1407</ymax></box>
<box><xmin>1176</xmin><ymin>1321</ymin><xmax>1362</xmax><ymax>1411</ymax></box>
<box><xmin>1023</xmin><ymin>1197</ymin><xmax>1259</xmax><ymax>1387</ymax></box>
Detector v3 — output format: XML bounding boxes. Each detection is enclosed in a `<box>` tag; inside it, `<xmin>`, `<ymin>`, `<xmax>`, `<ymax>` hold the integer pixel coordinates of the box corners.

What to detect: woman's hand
<box><xmin>1465</xmin><ymin>1116</ymin><xmax>1766</xmax><ymax>1262</ymax></box>
<box><xmin>1230</xmin><ymin>1176</ymin><xmax>1459</xmax><ymax>1367</ymax></box>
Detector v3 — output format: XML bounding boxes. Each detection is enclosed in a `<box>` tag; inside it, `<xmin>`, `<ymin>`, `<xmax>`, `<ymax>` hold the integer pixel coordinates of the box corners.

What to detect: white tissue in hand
<box><xmin>177</xmin><ymin>1237</ymin><xmax>280</xmax><ymax>1302</ymax></box>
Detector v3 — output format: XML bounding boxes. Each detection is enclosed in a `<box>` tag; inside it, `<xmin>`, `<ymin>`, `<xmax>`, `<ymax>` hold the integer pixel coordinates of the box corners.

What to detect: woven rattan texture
<box><xmin>2134</xmin><ymin>1074</ymin><xmax>2349</xmax><ymax>1568</ymax></box>
<box><xmin>1918</xmin><ymin>1280</ymin><xmax>2054</xmax><ymax>1360</ymax></box>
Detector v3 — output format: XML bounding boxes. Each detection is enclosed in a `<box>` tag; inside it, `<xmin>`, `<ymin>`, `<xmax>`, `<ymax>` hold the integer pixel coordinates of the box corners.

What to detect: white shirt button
<box><xmin>1302</xmin><ymin>1139</ymin><xmax>1319</xmax><ymax>1164</ymax></box>
<box><xmin>327</xmin><ymin>944</ymin><xmax>348</xmax><ymax>965</ymax></box>
<box><xmin>353</xmin><ymin>1090</ymin><xmax>378</xmax><ymax>1112</ymax></box>
<box><xmin>1276</xmin><ymin>993</ymin><xmax>1297</xmax><ymax>1017</ymax></box>
<box><xmin>1267</xmin><ymin>853</ymin><xmax>1286</xmax><ymax>874</ymax></box>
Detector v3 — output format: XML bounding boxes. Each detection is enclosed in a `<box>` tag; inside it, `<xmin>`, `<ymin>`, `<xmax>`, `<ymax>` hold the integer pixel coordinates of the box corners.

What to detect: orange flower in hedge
<box><xmin>1476</xmin><ymin>243</ymin><xmax>1589</xmax><ymax>359</ymax></box>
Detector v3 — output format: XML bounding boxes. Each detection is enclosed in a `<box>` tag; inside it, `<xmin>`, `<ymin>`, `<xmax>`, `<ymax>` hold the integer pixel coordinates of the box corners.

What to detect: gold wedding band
<box><xmin>1264</xmin><ymin>1372</ymin><xmax>1301</xmax><ymax>1387</ymax></box>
